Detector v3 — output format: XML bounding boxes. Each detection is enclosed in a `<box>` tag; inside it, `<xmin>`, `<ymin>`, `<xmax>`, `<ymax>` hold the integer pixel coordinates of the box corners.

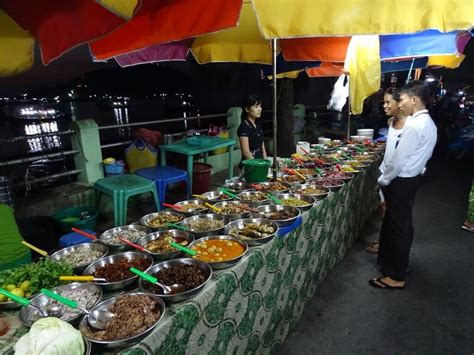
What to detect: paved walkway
<box><xmin>278</xmin><ymin>156</ymin><xmax>474</xmax><ymax>354</ymax></box>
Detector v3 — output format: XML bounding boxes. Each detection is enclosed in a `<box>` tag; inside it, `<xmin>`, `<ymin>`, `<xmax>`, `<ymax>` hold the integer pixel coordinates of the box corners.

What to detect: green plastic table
<box><xmin>159</xmin><ymin>136</ymin><xmax>236</xmax><ymax>192</ymax></box>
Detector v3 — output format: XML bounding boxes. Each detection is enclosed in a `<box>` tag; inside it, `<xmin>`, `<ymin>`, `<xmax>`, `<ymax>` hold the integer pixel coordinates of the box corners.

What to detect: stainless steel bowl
<box><xmin>275</xmin><ymin>193</ymin><xmax>316</xmax><ymax>212</ymax></box>
<box><xmin>237</xmin><ymin>191</ymin><xmax>270</xmax><ymax>207</ymax></box>
<box><xmin>138</xmin><ymin>258</ymin><xmax>212</xmax><ymax>303</ymax></box>
<box><xmin>251</xmin><ymin>181</ymin><xmax>291</xmax><ymax>194</ymax></box>
<box><xmin>335</xmin><ymin>172</ymin><xmax>354</xmax><ymax>182</ymax></box>
<box><xmin>312</xmin><ymin>178</ymin><xmax>345</xmax><ymax>191</ymax></box>
<box><xmin>181</xmin><ymin>214</ymin><xmax>227</xmax><ymax>239</ymax></box>
<box><xmin>278</xmin><ymin>174</ymin><xmax>307</xmax><ymax>186</ymax></box>
<box><xmin>224</xmin><ymin>218</ymin><xmax>279</xmax><ymax>246</ymax></box>
<box><xmin>339</xmin><ymin>165</ymin><xmax>362</xmax><ymax>174</ymax></box>
<box><xmin>136</xmin><ymin>229</ymin><xmax>194</xmax><ymax>261</ymax></box>
<box><xmin>222</xmin><ymin>181</ymin><xmax>252</xmax><ymax>193</ymax></box>
<box><xmin>99</xmin><ymin>225</ymin><xmax>150</xmax><ymax>251</ymax></box>
<box><xmin>346</xmin><ymin>160</ymin><xmax>370</xmax><ymax>169</ymax></box>
<box><xmin>82</xmin><ymin>251</ymin><xmax>153</xmax><ymax>291</ymax></box>
<box><xmin>50</xmin><ymin>242</ymin><xmax>109</xmax><ymax>274</ymax></box>
<box><xmin>188</xmin><ymin>235</ymin><xmax>248</xmax><ymax>269</ymax></box>
<box><xmin>213</xmin><ymin>200</ymin><xmax>251</xmax><ymax>222</ymax></box>
<box><xmin>19</xmin><ymin>282</ymin><xmax>102</xmax><ymax>327</ymax></box>
<box><xmin>173</xmin><ymin>199</ymin><xmax>209</xmax><ymax>217</ymax></box>
<box><xmin>0</xmin><ymin>295</ymin><xmax>35</xmax><ymax>311</ymax></box>
<box><xmin>140</xmin><ymin>211</ymin><xmax>185</xmax><ymax>230</ymax></box>
<box><xmin>201</xmin><ymin>190</ymin><xmax>233</xmax><ymax>203</ymax></box>
<box><xmin>256</xmin><ymin>205</ymin><xmax>301</xmax><ymax>226</ymax></box>
<box><xmin>291</xmin><ymin>183</ymin><xmax>331</xmax><ymax>199</ymax></box>
<box><xmin>80</xmin><ymin>292</ymin><xmax>165</xmax><ymax>349</ymax></box>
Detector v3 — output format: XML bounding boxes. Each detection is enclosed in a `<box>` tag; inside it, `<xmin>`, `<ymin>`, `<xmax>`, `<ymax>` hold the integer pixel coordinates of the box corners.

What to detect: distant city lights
<box><xmin>20</xmin><ymin>107</ymin><xmax>57</xmax><ymax>116</ymax></box>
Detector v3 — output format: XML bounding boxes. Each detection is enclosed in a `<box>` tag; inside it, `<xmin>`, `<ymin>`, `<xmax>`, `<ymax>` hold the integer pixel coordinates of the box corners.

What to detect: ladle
<box><xmin>130</xmin><ymin>267</ymin><xmax>185</xmax><ymax>294</ymax></box>
<box><xmin>0</xmin><ymin>288</ymin><xmax>49</xmax><ymax>318</ymax></box>
<box><xmin>40</xmin><ymin>288</ymin><xmax>114</xmax><ymax>330</ymax></box>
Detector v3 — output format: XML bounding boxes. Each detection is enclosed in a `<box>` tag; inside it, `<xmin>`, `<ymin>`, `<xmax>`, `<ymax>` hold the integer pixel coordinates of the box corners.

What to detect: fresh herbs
<box><xmin>0</xmin><ymin>258</ymin><xmax>74</xmax><ymax>296</ymax></box>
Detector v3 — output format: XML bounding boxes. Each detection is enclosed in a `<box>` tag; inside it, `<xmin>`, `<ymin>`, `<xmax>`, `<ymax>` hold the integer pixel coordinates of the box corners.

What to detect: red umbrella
<box><xmin>0</xmin><ymin>0</ymin><xmax>134</xmax><ymax>65</ymax></box>
<box><xmin>90</xmin><ymin>0</ymin><xmax>243</xmax><ymax>61</ymax></box>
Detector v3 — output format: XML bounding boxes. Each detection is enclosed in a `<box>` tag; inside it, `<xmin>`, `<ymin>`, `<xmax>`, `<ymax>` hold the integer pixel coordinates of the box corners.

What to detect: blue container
<box><xmin>104</xmin><ymin>162</ymin><xmax>125</xmax><ymax>177</ymax></box>
<box><xmin>59</xmin><ymin>229</ymin><xmax>97</xmax><ymax>248</ymax></box>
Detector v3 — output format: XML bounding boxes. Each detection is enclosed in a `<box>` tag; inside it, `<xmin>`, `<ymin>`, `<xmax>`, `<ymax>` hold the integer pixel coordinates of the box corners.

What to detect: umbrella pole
<box><xmin>272</xmin><ymin>38</ymin><xmax>278</xmax><ymax>179</ymax></box>
<box><xmin>346</xmin><ymin>74</ymin><xmax>351</xmax><ymax>141</ymax></box>
<box><xmin>406</xmin><ymin>58</ymin><xmax>415</xmax><ymax>84</ymax></box>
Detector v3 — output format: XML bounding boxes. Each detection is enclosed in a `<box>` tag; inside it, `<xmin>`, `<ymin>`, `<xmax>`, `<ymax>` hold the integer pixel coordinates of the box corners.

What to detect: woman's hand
<box><xmin>239</xmin><ymin>137</ymin><xmax>254</xmax><ymax>160</ymax></box>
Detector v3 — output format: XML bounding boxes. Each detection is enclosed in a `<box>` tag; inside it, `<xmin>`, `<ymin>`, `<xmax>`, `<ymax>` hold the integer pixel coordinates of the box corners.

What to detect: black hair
<box><xmin>400</xmin><ymin>80</ymin><xmax>431</xmax><ymax>106</ymax></box>
<box><xmin>241</xmin><ymin>94</ymin><xmax>262</xmax><ymax>121</ymax></box>
<box><xmin>384</xmin><ymin>87</ymin><xmax>400</xmax><ymax>101</ymax></box>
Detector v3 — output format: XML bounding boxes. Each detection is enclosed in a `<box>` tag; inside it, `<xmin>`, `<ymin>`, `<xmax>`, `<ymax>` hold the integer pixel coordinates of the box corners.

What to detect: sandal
<box><xmin>369</xmin><ymin>277</ymin><xmax>405</xmax><ymax>290</ymax></box>
<box><xmin>365</xmin><ymin>241</ymin><xmax>379</xmax><ymax>254</ymax></box>
<box><xmin>461</xmin><ymin>224</ymin><xmax>474</xmax><ymax>233</ymax></box>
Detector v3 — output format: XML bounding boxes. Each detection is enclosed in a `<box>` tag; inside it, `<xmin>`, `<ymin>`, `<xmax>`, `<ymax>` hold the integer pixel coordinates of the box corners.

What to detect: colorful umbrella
<box><xmin>90</xmin><ymin>0</ymin><xmax>243</xmax><ymax>61</ymax></box>
<box><xmin>252</xmin><ymin>0</ymin><xmax>474</xmax><ymax>38</ymax></box>
<box><xmin>0</xmin><ymin>0</ymin><xmax>139</xmax><ymax>76</ymax></box>
<box><xmin>0</xmin><ymin>0</ymin><xmax>136</xmax><ymax>65</ymax></box>
<box><xmin>114</xmin><ymin>40</ymin><xmax>193</xmax><ymax>67</ymax></box>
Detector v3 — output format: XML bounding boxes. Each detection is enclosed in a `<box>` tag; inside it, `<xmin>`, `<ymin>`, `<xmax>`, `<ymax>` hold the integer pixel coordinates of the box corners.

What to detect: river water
<box><xmin>0</xmin><ymin>98</ymin><xmax>219</xmax><ymax>192</ymax></box>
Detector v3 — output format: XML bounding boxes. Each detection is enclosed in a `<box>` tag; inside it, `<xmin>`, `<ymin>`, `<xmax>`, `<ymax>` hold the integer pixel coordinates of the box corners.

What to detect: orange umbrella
<box><xmin>90</xmin><ymin>0</ymin><xmax>243</xmax><ymax>61</ymax></box>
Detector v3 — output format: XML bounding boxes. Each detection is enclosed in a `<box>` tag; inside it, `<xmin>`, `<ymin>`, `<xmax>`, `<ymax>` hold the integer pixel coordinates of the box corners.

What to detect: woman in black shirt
<box><xmin>237</xmin><ymin>95</ymin><xmax>267</xmax><ymax>167</ymax></box>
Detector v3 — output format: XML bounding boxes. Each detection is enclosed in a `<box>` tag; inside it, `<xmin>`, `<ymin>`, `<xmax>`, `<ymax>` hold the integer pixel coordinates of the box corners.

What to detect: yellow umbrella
<box><xmin>253</xmin><ymin>0</ymin><xmax>474</xmax><ymax>38</ymax></box>
<box><xmin>191</xmin><ymin>2</ymin><xmax>272</xmax><ymax>64</ymax></box>
<box><xmin>427</xmin><ymin>54</ymin><xmax>466</xmax><ymax>69</ymax></box>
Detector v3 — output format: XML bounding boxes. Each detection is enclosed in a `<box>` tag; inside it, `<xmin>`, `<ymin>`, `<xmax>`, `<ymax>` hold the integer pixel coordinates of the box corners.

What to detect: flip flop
<box><xmin>369</xmin><ymin>277</ymin><xmax>405</xmax><ymax>290</ymax></box>
<box><xmin>461</xmin><ymin>224</ymin><xmax>474</xmax><ymax>233</ymax></box>
<box><xmin>365</xmin><ymin>241</ymin><xmax>379</xmax><ymax>254</ymax></box>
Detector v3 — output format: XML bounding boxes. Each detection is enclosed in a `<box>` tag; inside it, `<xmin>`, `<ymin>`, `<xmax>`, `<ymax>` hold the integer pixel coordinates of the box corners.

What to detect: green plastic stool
<box><xmin>94</xmin><ymin>175</ymin><xmax>160</xmax><ymax>226</ymax></box>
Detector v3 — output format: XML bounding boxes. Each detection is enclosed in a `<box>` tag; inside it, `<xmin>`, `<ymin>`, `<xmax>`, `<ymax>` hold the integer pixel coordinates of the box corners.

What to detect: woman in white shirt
<box><xmin>366</xmin><ymin>88</ymin><xmax>408</xmax><ymax>254</ymax></box>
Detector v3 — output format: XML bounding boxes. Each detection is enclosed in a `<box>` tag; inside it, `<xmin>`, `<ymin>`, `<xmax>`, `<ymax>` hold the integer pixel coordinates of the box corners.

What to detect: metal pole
<box><xmin>272</xmin><ymin>38</ymin><xmax>278</xmax><ymax>180</ymax></box>
<box><xmin>406</xmin><ymin>58</ymin><xmax>416</xmax><ymax>84</ymax></box>
<box><xmin>0</xmin><ymin>150</ymin><xmax>79</xmax><ymax>167</ymax></box>
<box><xmin>346</xmin><ymin>74</ymin><xmax>351</xmax><ymax>141</ymax></box>
<box><xmin>98</xmin><ymin>113</ymin><xmax>227</xmax><ymax>130</ymax></box>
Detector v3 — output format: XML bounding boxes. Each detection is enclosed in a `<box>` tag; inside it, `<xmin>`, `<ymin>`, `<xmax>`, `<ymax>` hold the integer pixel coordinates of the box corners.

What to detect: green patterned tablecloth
<box><xmin>0</xmin><ymin>164</ymin><xmax>379</xmax><ymax>355</ymax></box>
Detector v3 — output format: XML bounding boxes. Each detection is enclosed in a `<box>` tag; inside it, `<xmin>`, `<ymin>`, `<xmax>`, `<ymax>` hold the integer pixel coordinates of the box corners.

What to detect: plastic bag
<box><xmin>125</xmin><ymin>138</ymin><xmax>157</xmax><ymax>173</ymax></box>
<box><xmin>133</xmin><ymin>128</ymin><xmax>162</xmax><ymax>146</ymax></box>
<box><xmin>327</xmin><ymin>74</ymin><xmax>349</xmax><ymax>112</ymax></box>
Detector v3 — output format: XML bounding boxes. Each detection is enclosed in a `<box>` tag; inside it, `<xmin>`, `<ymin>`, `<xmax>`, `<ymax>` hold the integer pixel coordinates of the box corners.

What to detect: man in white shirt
<box><xmin>370</xmin><ymin>81</ymin><xmax>437</xmax><ymax>290</ymax></box>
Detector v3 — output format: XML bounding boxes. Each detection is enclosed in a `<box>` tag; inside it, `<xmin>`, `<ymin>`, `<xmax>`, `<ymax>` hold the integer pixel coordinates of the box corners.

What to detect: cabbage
<box><xmin>14</xmin><ymin>317</ymin><xmax>85</xmax><ymax>355</ymax></box>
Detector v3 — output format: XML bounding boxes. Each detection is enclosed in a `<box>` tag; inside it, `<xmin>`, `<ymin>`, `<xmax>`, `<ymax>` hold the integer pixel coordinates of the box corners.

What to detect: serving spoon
<box><xmin>0</xmin><ymin>288</ymin><xmax>50</xmax><ymax>318</ymax></box>
<box><xmin>130</xmin><ymin>267</ymin><xmax>185</xmax><ymax>294</ymax></box>
<box><xmin>40</xmin><ymin>288</ymin><xmax>114</xmax><ymax>330</ymax></box>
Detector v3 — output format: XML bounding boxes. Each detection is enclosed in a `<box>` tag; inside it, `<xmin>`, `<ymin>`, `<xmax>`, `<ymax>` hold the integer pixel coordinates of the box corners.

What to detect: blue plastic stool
<box><xmin>135</xmin><ymin>166</ymin><xmax>191</xmax><ymax>208</ymax></box>
<box><xmin>94</xmin><ymin>175</ymin><xmax>160</xmax><ymax>226</ymax></box>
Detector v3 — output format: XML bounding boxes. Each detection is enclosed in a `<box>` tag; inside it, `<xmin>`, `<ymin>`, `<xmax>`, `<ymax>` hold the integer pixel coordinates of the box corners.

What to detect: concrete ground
<box><xmin>278</xmin><ymin>156</ymin><xmax>474</xmax><ymax>355</ymax></box>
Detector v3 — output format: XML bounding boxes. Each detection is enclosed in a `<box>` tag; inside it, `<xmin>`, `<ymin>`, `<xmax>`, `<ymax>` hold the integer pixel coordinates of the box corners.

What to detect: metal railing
<box><xmin>0</xmin><ymin>112</ymin><xmax>230</xmax><ymax>189</ymax></box>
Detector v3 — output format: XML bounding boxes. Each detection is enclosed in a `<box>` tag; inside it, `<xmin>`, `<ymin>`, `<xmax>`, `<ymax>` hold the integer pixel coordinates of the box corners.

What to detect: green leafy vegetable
<box><xmin>0</xmin><ymin>258</ymin><xmax>74</xmax><ymax>296</ymax></box>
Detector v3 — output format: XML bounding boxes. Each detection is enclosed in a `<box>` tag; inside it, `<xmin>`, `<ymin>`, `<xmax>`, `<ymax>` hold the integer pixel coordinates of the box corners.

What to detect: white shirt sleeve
<box><xmin>377</xmin><ymin>125</ymin><xmax>420</xmax><ymax>186</ymax></box>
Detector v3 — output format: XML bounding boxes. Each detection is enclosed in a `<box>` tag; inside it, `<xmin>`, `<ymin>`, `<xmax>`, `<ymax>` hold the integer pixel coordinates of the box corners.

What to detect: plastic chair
<box><xmin>94</xmin><ymin>175</ymin><xmax>160</xmax><ymax>226</ymax></box>
<box><xmin>135</xmin><ymin>166</ymin><xmax>190</xmax><ymax>208</ymax></box>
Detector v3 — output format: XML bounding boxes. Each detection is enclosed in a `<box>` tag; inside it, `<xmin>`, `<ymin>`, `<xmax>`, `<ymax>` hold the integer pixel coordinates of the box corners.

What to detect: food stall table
<box><xmin>0</xmin><ymin>162</ymin><xmax>379</xmax><ymax>355</ymax></box>
<box><xmin>159</xmin><ymin>137</ymin><xmax>236</xmax><ymax>192</ymax></box>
